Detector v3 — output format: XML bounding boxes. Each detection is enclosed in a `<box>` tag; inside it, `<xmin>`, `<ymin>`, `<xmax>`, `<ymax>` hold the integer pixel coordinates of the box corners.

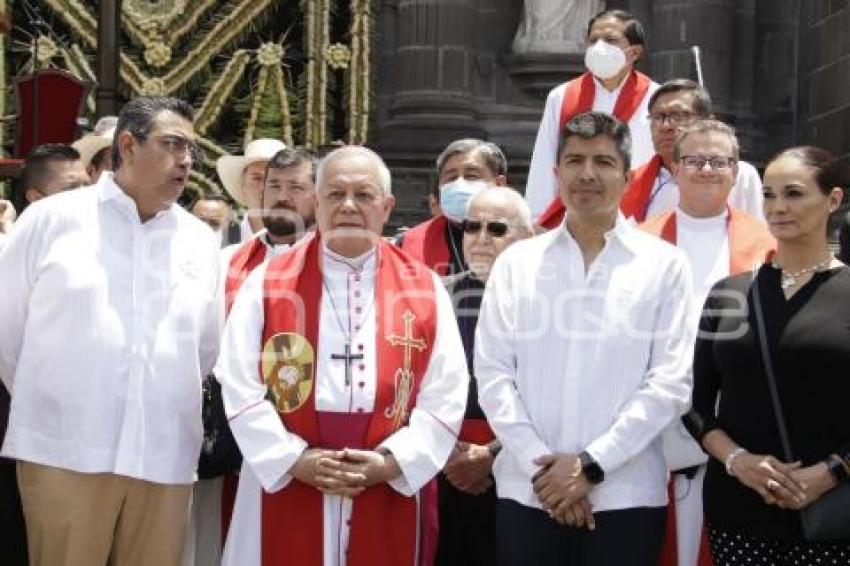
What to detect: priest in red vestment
<box><xmin>640</xmin><ymin>119</ymin><xmax>774</xmax><ymax>566</ymax></box>
<box><xmin>217</xmin><ymin>146</ymin><xmax>468</xmax><ymax>566</ymax></box>
<box><xmin>399</xmin><ymin>139</ymin><xmax>507</xmax><ymax>275</ymax></box>
<box><xmin>527</xmin><ymin>9</ymin><xmax>659</xmax><ymax>223</ymax></box>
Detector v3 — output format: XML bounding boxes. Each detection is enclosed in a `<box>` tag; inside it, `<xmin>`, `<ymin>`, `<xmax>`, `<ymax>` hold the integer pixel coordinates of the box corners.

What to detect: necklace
<box><xmin>772</xmin><ymin>254</ymin><xmax>833</xmax><ymax>290</ymax></box>
<box><xmin>321</xmin><ymin>274</ymin><xmax>376</xmax><ymax>385</ymax></box>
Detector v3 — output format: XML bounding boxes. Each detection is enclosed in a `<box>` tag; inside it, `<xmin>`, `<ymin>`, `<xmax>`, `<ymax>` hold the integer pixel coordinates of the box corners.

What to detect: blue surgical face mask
<box><xmin>439</xmin><ymin>178</ymin><xmax>489</xmax><ymax>223</ymax></box>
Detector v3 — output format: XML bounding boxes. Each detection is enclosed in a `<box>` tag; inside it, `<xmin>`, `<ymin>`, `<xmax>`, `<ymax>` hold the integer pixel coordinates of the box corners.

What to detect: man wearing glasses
<box><xmin>539</xmin><ymin>79</ymin><xmax>765</xmax><ymax>229</ymax></box>
<box><xmin>0</xmin><ymin>97</ymin><xmax>220</xmax><ymax>566</ymax></box>
<box><xmin>476</xmin><ymin>112</ymin><xmax>694</xmax><ymax>565</ymax></box>
<box><xmin>641</xmin><ymin>119</ymin><xmax>774</xmax><ymax>566</ymax></box>
<box><xmin>437</xmin><ymin>187</ymin><xmax>533</xmax><ymax>565</ymax></box>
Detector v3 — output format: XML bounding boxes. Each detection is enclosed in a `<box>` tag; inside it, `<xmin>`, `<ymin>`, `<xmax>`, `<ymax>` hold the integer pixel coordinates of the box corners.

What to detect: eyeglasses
<box><xmin>648</xmin><ymin>111</ymin><xmax>695</xmax><ymax>126</ymax></box>
<box><xmin>151</xmin><ymin>134</ymin><xmax>203</xmax><ymax>163</ymax></box>
<box><xmin>679</xmin><ymin>155</ymin><xmax>737</xmax><ymax>171</ymax></box>
<box><xmin>462</xmin><ymin>219</ymin><xmax>510</xmax><ymax>237</ymax></box>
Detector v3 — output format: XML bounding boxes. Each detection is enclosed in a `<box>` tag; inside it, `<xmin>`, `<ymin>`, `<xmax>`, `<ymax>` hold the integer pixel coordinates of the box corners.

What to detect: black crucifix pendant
<box><xmin>330</xmin><ymin>342</ymin><xmax>365</xmax><ymax>386</ymax></box>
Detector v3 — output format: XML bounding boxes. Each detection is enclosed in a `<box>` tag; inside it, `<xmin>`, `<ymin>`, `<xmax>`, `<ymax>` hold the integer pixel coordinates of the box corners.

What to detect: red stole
<box><xmin>224</xmin><ymin>236</ymin><xmax>268</xmax><ymax>315</ymax></box>
<box><xmin>537</xmin><ymin>154</ymin><xmax>664</xmax><ymax>231</ymax></box>
<box><xmin>641</xmin><ymin>208</ymin><xmax>774</xmax><ymax>566</ymax></box>
<box><xmin>400</xmin><ymin>215</ymin><xmax>451</xmax><ymax>275</ymax></box>
<box><xmin>539</xmin><ymin>71</ymin><xmax>653</xmax><ymax>229</ymax></box>
<box><xmin>259</xmin><ymin>235</ymin><xmax>440</xmax><ymax>566</ymax></box>
<box><xmin>620</xmin><ymin>154</ymin><xmax>664</xmax><ymax>223</ymax></box>
<box><xmin>640</xmin><ymin>207</ymin><xmax>776</xmax><ymax>274</ymax></box>
<box><xmin>221</xmin><ymin>235</ymin><xmax>269</xmax><ymax>542</ymax></box>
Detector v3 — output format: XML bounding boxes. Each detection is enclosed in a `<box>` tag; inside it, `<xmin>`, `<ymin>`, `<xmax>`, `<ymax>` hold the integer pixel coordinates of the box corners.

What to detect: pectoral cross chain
<box><xmin>331</xmin><ymin>342</ymin><xmax>364</xmax><ymax>386</ymax></box>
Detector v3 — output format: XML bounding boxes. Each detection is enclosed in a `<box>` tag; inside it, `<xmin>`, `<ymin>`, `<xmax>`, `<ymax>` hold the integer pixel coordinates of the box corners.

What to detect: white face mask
<box><xmin>439</xmin><ymin>178</ymin><xmax>489</xmax><ymax>223</ymax></box>
<box><xmin>584</xmin><ymin>39</ymin><xmax>627</xmax><ymax>80</ymax></box>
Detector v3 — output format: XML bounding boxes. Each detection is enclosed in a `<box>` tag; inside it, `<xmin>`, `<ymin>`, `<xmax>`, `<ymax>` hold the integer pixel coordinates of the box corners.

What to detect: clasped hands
<box><xmin>532</xmin><ymin>453</ymin><xmax>596</xmax><ymax>530</ymax></box>
<box><xmin>729</xmin><ymin>452</ymin><xmax>837</xmax><ymax>510</ymax></box>
<box><xmin>443</xmin><ymin>441</ymin><xmax>494</xmax><ymax>495</ymax></box>
<box><xmin>290</xmin><ymin>447</ymin><xmax>400</xmax><ymax>497</ymax></box>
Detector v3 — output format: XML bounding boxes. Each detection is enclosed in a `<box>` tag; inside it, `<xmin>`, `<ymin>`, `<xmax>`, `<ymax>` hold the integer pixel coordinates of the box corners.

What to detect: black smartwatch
<box><xmin>578</xmin><ymin>451</ymin><xmax>604</xmax><ymax>484</ymax></box>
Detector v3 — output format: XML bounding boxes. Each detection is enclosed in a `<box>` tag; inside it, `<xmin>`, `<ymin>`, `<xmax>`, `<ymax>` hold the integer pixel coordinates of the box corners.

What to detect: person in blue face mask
<box><xmin>399</xmin><ymin>139</ymin><xmax>508</xmax><ymax>275</ymax></box>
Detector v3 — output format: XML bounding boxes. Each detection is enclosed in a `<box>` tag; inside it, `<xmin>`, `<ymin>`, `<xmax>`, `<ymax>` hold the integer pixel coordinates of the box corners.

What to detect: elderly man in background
<box><xmin>0</xmin><ymin>96</ymin><xmax>220</xmax><ymax>566</ymax></box>
<box><xmin>437</xmin><ymin>186</ymin><xmax>533</xmax><ymax>566</ymax></box>
<box><xmin>216</xmin><ymin>138</ymin><xmax>287</xmax><ymax>241</ymax></box>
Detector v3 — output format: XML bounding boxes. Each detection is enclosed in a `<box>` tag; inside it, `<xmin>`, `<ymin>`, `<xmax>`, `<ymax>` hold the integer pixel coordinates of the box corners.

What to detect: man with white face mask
<box><xmin>400</xmin><ymin>139</ymin><xmax>508</xmax><ymax>275</ymax></box>
<box><xmin>526</xmin><ymin>9</ymin><xmax>658</xmax><ymax>224</ymax></box>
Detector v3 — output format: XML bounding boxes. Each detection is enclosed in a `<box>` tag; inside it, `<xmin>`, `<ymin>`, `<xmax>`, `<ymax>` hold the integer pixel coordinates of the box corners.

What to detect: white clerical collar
<box><xmin>322</xmin><ymin>242</ymin><xmax>377</xmax><ymax>272</ymax></box>
<box><xmin>675</xmin><ymin>207</ymin><xmax>728</xmax><ymax>231</ymax></box>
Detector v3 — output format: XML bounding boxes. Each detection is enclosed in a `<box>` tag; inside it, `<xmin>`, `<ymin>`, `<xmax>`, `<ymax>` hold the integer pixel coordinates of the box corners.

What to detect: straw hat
<box><xmin>72</xmin><ymin>116</ymin><xmax>118</xmax><ymax>167</ymax></box>
<box><xmin>216</xmin><ymin>139</ymin><xmax>286</xmax><ymax>205</ymax></box>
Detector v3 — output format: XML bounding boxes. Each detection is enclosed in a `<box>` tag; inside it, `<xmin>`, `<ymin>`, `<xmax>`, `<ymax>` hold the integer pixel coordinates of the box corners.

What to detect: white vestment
<box><xmin>217</xmin><ymin>243</ymin><xmax>468</xmax><ymax>566</ymax></box>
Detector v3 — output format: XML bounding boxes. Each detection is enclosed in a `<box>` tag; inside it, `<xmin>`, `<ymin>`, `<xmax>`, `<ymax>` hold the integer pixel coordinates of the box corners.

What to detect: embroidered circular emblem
<box><xmin>261</xmin><ymin>332</ymin><xmax>314</xmax><ymax>414</ymax></box>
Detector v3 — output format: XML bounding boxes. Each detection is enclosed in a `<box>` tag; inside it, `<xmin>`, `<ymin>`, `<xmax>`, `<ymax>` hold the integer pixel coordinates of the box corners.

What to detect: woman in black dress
<box><xmin>684</xmin><ymin>146</ymin><xmax>850</xmax><ymax>565</ymax></box>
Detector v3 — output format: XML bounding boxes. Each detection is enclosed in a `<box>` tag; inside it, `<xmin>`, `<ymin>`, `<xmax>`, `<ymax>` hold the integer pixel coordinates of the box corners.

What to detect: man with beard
<box><xmin>187</xmin><ymin>146</ymin><xmax>318</xmax><ymax>566</ymax></box>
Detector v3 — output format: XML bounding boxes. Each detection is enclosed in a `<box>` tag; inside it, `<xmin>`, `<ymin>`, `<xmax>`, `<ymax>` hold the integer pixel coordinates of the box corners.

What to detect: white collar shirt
<box><xmin>474</xmin><ymin>214</ymin><xmax>695</xmax><ymax>512</ymax></box>
<box><xmin>0</xmin><ymin>173</ymin><xmax>221</xmax><ymax>484</ymax></box>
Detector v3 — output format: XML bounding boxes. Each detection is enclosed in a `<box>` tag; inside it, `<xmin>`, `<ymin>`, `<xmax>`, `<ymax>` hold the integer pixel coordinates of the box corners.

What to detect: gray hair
<box><xmin>316</xmin><ymin>146</ymin><xmax>392</xmax><ymax>196</ymax></box>
<box><xmin>467</xmin><ymin>186</ymin><xmax>533</xmax><ymax>233</ymax></box>
<box><xmin>673</xmin><ymin>119</ymin><xmax>740</xmax><ymax>162</ymax></box>
<box><xmin>435</xmin><ymin>139</ymin><xmax>508</xmax><ymax>178</ymax></box>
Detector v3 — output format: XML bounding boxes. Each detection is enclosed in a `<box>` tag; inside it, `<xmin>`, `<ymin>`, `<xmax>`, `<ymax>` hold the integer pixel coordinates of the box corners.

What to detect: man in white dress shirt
<box><xmin>0</xmin><ymin>97</ymin><xmax>220</xmax><ymax>566</ymax></box>
<box><xmin>526</xmin><ymin>9</ymin><xmax>659</xmax><ymax>222</ymax></box>
<box><xmin>475</xmin><ymin>112</ymin><xmax>694</xmax><ymax>565</ymax></box>
<box><xmin>217</xmin><ymin>146</ymin><xmax>468</xmax><ymax>566</ymax></box>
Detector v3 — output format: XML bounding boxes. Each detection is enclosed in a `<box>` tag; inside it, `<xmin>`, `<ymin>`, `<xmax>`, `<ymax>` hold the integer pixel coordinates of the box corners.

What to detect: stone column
<box><xmin>649</xmin><ymin>0</ymin><xmax>736</xmax><ymax>115</ymax></box>
<box><xmin>378</xmin><ymin>0</ymin><xmax>485</xmax><ymax>154</ymax></box>
<box><xmin>96</xmin><ymin>0</ymin><xmax>121</xmax><ymax>117</ymax></box>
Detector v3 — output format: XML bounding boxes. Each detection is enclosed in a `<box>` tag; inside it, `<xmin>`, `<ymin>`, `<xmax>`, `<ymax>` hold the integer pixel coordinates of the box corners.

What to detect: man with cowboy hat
<box><xmin>217</xmin><ymin>138</ymin><xmax>286</xmax><ymax>242</ymax></box>
<box><xmin>72</xmin><ymin>116</ymin><xmax>117</xmax><ymax>182</ymax></box>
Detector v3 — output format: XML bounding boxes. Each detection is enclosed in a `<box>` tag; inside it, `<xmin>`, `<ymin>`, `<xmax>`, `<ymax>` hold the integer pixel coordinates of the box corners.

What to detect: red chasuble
<box><xmin>400</xmin><ymin>215</ymin><xmax>451</xmax><ymax>275</ymax></box>
<box><xmin>641</xmin><ymin>207</ymin><xmax>774</xmax><ymax>566</ymax></box>
<box><xmin>259</xmin><ymin>235</ymin><xmax>439</xmax><ymax>566</ymax></box>
<box><xmin>538</xmin><ymin>71</ymin><xmax>653</xmax><ymax>229</ymax></box>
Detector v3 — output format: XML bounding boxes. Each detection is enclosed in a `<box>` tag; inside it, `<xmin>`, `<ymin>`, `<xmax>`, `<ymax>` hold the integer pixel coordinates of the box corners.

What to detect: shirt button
<box><xmin>357</xmin><ymin>344</ymin><xmax>364</xmax><ymax>350</ymax></box>
<box><xmin>354</xmin><ymin>291</ymin><xmax>361</xmax><ymax>298</ymax></box>
<box><xmin>354</xmin><ymin>275</ymin><xmax>361</xmax><ymax>282</ymax></box>
<box><xmin>355</xmin><ymin>325</ymin><xmax>361</xmax><ymax>331</ymax></box>
<box><xmin>356</xmin><ymin>408</ymin><xmax>364</xmax><ymax>413</ymax></box>
<box><xmin>358</xmin><ymin>381</ymin><xmax>365</xmax><ymax>388</ymax></box>
<box><xmin>355</xmin><ymin>307</ymin><xmax>362</xmax><ymax>314</ymax></box>
<box><xmin>359</xmin><ymin>364</ymin><xmax>365</xmax><ymax>371</ymax></box>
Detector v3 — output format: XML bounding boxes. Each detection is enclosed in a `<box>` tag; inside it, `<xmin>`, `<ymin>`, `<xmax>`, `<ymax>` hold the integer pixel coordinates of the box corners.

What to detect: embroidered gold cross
<box><xmin>384</xmin><ymin>310</ymin><xmax>426</xmax><ymax>429</ymax></box>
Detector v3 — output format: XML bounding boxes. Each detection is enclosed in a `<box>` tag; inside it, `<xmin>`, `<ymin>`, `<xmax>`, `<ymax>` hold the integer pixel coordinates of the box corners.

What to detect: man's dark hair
<box><xmin>22</xmin><ymin>144</ymin><xmax>81</xmax><ymax>191</ymax></box>
<box><xmin>266</xmin><ymin>146</ymin><xmax>318</xmax><ymax>182</ymax></box>
<box><xmin>557</xmin><ymin>112</ymin><xmax>632</xmax><ymax>172</ymax></box>
<box><xmin>587</xmin><ymin>9</ymin><xmax>647</xmax><ymax>47</ymax></box>
<box><xmin>111</xmin><ymin>96</ymin><xmax>194</xmax><ymax>170</ymax></box>
<box><xmin>649</xmin><ymin>79</ymin><xmax>713</xmax><ymax>117</ymax></box>
<box><xmin>191</xmin><ymin>193</ymin><xmax>230</xmax><ymax>207</ymax></box>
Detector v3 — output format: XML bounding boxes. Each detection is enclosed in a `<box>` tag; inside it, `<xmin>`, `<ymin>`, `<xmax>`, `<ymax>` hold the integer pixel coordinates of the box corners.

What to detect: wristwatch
<box><xmin>827</xmin><ymin>455</ymin><xmax>849</xmax><ymax>484</ymax></box>
<box><xmin>578</xmin><ymin>451</ymin><xmax>604</xmax><ymax>484</ymax></box>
